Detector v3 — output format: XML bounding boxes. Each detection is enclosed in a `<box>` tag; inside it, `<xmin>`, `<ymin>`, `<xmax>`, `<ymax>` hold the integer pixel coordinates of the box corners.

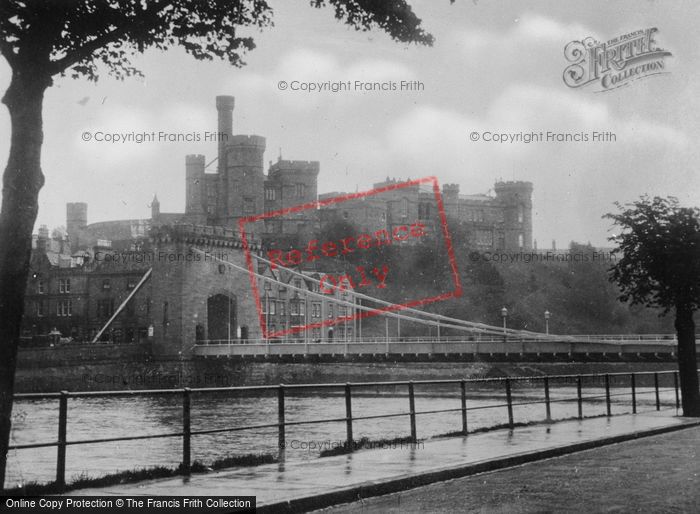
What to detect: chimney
<box><xmin>216</xmin><ymin>95</ymin><xmax>235</xmax><ymax>173</ymax></box>
<box><xmin>37</xmin><ymin>225</ymin><xmax>49</xmax><ymax>253</ymax></box>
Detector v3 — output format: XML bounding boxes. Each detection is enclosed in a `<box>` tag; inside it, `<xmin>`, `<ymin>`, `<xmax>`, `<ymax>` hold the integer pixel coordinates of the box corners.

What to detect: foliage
<box><xmin>0</xmin><ymin>0</ymin><xmax>437</xmax><ymax>82</ymax></box>
<box><xmin>604</xmin><ymin>196</ymin><xmax>700</xmax><ymax>313</ymax></box>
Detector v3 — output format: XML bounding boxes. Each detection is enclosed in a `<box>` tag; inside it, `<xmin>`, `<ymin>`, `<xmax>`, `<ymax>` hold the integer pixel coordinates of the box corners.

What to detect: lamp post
<box><xmin>544</xmin><ymin>310</ymin><xmax>551</xmax><ymax>335</ymax></box>
<box><xmin>501</xmin><ymin>307</ymin><xmax>508</xmax><ymax>342</ymax></box>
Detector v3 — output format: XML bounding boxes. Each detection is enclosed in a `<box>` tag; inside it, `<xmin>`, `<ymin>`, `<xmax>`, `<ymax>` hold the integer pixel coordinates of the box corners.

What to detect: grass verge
<box><xmin>3</xmin><ymin>452</ymin><xmax>276</xmax><ymax>496</ymax></box>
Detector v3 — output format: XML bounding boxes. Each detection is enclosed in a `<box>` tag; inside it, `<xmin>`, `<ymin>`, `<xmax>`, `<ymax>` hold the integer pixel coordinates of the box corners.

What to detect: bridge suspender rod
<box><xmin>191</xmin><ymin>251</ymin><xmax>506</xmax><ymax>336</ymax></box>
<box><xmin>192</xmin><ymin>249</ymin><xmax>535</xmax><ymax>338</ymax></box>
<box><xmin>248</xmin><ymin>251</ymin><xmax>556</xmax><ymax>339</ymax></box>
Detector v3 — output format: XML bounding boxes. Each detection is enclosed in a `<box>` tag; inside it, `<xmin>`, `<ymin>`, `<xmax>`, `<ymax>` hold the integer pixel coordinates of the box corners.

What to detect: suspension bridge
<box><xmin>188</xmin><ymin>249</ymin><xmax>685</xmax><ymax>362</ymax></box>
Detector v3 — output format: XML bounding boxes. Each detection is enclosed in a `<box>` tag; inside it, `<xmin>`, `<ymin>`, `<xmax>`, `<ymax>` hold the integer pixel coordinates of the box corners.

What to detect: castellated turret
<box><xmin>494</xmin><ymin>181</ymin><xmax>533</xmax><ymax>250</ymax></box>
<box><xmin>185</xmin><ymin>154</ymin><xmax>206</xmax><ymax>224</ymax></box>
<box><xmin>442</xmin><ymin>183</ymin><xmax>460</xmax><ymax>204</ymax></box>
<box><xmin>219</xmin><ymin>135</ymin><xmax>266</xmax><ymax>226</ymax></box>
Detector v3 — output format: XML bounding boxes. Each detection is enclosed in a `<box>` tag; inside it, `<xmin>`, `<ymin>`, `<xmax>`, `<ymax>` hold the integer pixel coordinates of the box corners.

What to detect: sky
<box><xmin>1</xmin><ymin>0</ymin><xmax>698</xmax><ymax>248</ymax></box>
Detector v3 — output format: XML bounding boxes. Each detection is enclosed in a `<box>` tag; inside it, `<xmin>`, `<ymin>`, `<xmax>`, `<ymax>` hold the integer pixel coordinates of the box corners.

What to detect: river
<box><xmin>6</xmin><ymin>381</ymin><xmax>676</xmax><ymax>488</ymax></box>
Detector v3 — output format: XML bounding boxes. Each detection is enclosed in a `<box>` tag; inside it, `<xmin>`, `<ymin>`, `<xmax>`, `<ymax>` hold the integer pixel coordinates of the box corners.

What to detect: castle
<box><xmin>22</xmin><ymin>96</ymin><xmax>534</xmax><ymax>355</ymax></box>
<box><xmin>65</xmin><ymin>95</ymin><xmax>533</xmax><ymax>253</ymax></box>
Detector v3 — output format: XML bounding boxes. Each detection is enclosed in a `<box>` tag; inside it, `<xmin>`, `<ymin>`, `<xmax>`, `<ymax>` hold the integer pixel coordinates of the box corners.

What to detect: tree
<box><xmin>0</xmin><ymin>0</ymin><xmax>443</xmax><ymax>488</ymax></box>
<box><xmin>604</xmin><ymin>196</ymin><xmax>700</xmax><ymax>416</ymax></box>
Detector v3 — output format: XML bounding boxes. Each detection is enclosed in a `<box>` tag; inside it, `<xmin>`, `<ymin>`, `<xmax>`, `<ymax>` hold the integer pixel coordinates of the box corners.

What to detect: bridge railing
<box><xmin>196</xmin><ymin>334</ymin><xmax>682</xmax><ymax>346</ymax></box>
<box><xmin>8</xmin><ymin>369</ymin><xmax>693</xmax><ymax>491</ymax></box>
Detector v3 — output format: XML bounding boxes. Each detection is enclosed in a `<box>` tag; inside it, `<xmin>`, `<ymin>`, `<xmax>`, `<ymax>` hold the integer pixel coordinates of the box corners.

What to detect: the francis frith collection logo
<box><xmin>563</xmin><ymin>28</ymin><xmax>672</xmax><ymax>91</ymax></box>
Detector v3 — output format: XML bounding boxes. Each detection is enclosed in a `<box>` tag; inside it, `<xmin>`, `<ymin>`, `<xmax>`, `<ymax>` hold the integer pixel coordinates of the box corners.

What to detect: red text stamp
<box><xmin>239</xmin><ymin>176</ymin><xmax>462</xmax><ymax>339</ymax></box>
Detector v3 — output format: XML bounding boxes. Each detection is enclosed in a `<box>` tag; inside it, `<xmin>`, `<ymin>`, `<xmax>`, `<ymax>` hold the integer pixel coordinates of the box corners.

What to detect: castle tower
<box><xmin>185</xmin><ymin>154</ymin><xmax>206</xmax><ymax>223</ymax></box>
<box><xmin>442</xmin><ymin>184</ymin><xmax>460</xmax><ymax>203</ymax></box>
<box><xmin>219</xmin><ymin>135</ymin><xmax>266</xmax><ymax>228</ymax></box>
<box><xmin>66</xmin><ymin>202</ymin><xmax>87</xmax><ymax>251</ymax></box>
<box><xmin>265</xmin><ymin>159</ymin><xmax>320</xmax><ymax>239</ymax></box>
<box><xmin>494</xmin><ymin>181</ymin><xmax>533</xmax><ymax>250</ymax></box>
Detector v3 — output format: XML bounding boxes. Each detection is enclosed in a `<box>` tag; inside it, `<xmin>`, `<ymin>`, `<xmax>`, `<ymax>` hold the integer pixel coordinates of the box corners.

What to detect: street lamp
<box><xmin>544</xmin><ymin>310</ymin><xmax>551</xmax><ymax>335</ymax></box>
<box><xmin>501</xmin><ymin>307</ymin><xmax>508</xmax><ymax>341</ymax></box>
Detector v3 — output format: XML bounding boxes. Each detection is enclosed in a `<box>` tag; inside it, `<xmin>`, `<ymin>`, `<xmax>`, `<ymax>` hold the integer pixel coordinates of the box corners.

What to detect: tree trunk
<box><xmin>0</xmin><ymin>68</ymin><xmax>50</xmax><ymax>489</ymax></box>
<box><xmin>675</xmin><ymin>303</ymin><xmax>700</xmax><ymax>417</ymax></box>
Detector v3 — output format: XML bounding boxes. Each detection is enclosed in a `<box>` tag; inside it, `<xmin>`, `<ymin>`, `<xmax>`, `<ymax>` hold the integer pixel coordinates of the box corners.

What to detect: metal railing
<box><xmin>197</xmin><ymin>334</ymin><xmax>682</xmax><ymax>345</ymax></box>
<box><xmin>8</xmin><ymin>370</ymin><xmax>688</xmax><ymax>490</ymax></box>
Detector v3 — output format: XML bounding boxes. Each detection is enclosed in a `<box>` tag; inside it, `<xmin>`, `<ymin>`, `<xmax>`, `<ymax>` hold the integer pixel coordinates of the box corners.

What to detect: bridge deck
<box><xmin>193</xmin><ymin>336</ymin><xmax>687</xmax><ymax>358</ymax></box>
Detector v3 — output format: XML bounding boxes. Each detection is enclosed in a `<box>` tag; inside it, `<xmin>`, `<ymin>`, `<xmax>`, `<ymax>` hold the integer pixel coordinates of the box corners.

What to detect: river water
<box><xmin>6</xmin><ymin>381</ymin><xmax>677</xmax><ymax>488</ymax></box>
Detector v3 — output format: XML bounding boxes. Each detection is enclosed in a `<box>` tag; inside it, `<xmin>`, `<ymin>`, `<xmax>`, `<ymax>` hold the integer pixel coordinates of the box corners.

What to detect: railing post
<box><xmin>605</xmin><ymin>374</ymin><xmax>611</xmax><ymax>417</ymax></box>
<box><xmin>344</xmin><ymin>383</ymin><xmax>353</xmax><ymax>449</ymax></box>
<box><xmin>544</xmin><ymin>376</ymin><xmax>551</xmax><ymax>422</ymax></box>
<box><xmin>182</xmin><ymin>387</ymin><xmax>191</xmax><ymax>474</ymax></box>
<box><xmin>408</xmin><ymin>381</ymin><xmax>417</xmax><ymax>442</ymax></box>
<box><xmin>505</xmin><ymin>378</ymin><xmax>514</xmax><ymax>428</ymax></box>
<box><xmin>674</xmin><ymin>371</ymin><xmax>680</xmax><ymax>411</ymax></box>
<box><xmin>577</xmin><ymin>375</ymin><xmax>583</xmax><ymax>420</ymax></box>
<box><xmin>278</xmin><ymin>384</ymin><xmax>286</xmax><ymax>455</ymax></box>
<box><xmin>460</xmin><ymin>380</ymin><xmax>468</xmax><ymax>435</ymax></box>
<box><xmin>56</xmin><ymin>391</ymin><xmax>68</xmax><ymax>489</ymax></box>
<box><xmin>654</xmin><ymin>372</ymin><xmax>660</xmax><ymax>411</ymax></box>
<box><xmin>631</xmin><ymin>373</ymin><xmax>637</xmax><ymax>414</ymax></box>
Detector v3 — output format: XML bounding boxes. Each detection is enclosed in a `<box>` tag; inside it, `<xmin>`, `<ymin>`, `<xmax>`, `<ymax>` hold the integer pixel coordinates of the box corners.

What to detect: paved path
<box><xmin>68</xmin><ymin>410</ymin><xmax>700</xmax><ymax>512</ymax></box>
<box><xmin>316</xmin><ymin>424</ymin><xmax>700</xmax><ymax>513</ymax></box>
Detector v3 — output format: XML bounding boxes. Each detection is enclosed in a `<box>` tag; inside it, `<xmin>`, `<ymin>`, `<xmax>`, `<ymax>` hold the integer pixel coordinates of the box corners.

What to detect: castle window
<box><xmin>57</xmin><ymin>299</ymin><xmax>72</xmax><ymax>317</ymax></box>
<box><xmin>243</xmin><ymin>198</ymin><xmax>255</xmax><ymax>214</ymax></box>
<box><xmin>126</xmin><ymin>278</ymin><xmax>136</xmax><ymax>290</ymax></box>
<box><xmin>269</xmin><ymin>301</ymin><xmax>276</xmax><ymax>316</ymax></box>
<box><xmin>401</xmin><ymin>198</ymin><xmax>409</xmax><ymax>218</ymax></box>
<box><xmin>290</xmin><ymin>302</ymin><xmax>299</xmax><ymax>316</ymax></box>
<box><xmin>418</xmin><ymin>203</ymin><xmax>431</xmax><ymax>219</ymax></box>
<box><xmin>278</xmin><ymin>301</ymin><xmax>286</xmax><ymax>316</ymax></box>
<box><xmin>36</xmin><ymin>301</ymin><xmax>45</xmax><ymax>317</ymax></box>
<box><xmin>312</xmin><ymin>302</ymin><xmax>321</xmax><ymax>318</ymax></box>
<box><xmin>475</xmin><ymin>230</ymin><xmax>493</xmax><ymax>247</ymax></box>
<box><xmin>328</xmin><ymin>304</ymin><xmax>334</xmax><ymax>318</ymax></box>
<box><xmin>295</xmin><ymin>184</ymin><xmax>306</xmax><ymax>198</ymax></box>
<box><xmin>299</xmin><ymin>302</ymin><xmax>306</xmax><ymax>316</ymax></box>
<box><xmin>518</xmin><ymin>204</ymin><xmax>524</xmax><ymax>223</ymax></box>
<box><xmin>97</xmin><ymin>299</ymin><xmax>114</xmax><ymax>318</ymax></box>
<box><xmin>519</xmin><ymin>233</ymin><xmax>524</xmax><ymax>249</ymax></box>
<box><xmin>265</xmin><ymin>188</ymin><xmax>276</xmax><ymax>201</ymax></box>
<box><xmin>102</xmin><ymin>278</ymin><xmax>111</xmax><ymax>290</ymax></box>
<box><xmin>37</xmin><ymin>280</ymin><xmax>46</xmax><ymax>294</ymax></box>
<box><xmin>59</xmin><ymin>278</ymin><xmax>71</xmax><ymax>294</ymax></box>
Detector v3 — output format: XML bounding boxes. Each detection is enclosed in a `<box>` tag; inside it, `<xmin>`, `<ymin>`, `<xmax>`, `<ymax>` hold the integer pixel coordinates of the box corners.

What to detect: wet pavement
<box><xmin>68</xmin><ymin>409</ymin><xmax>700</xmax><ymax>510</ymax></box>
